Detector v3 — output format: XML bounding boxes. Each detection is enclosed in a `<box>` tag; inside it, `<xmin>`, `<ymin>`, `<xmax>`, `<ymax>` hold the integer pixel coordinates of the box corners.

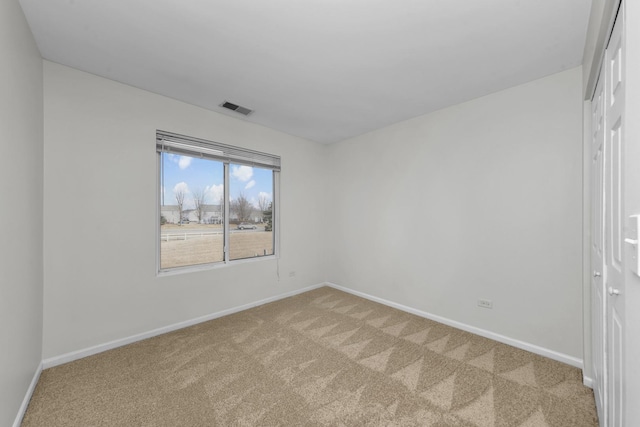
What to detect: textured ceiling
<box><xmin>19</xmin><ymin>0</ymin><xmax>592</xmax><ymax>144</ymax></box>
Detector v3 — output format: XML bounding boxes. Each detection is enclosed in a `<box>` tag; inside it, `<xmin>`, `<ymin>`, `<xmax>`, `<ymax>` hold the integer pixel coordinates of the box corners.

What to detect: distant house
<box><xmin>160</xmin><ymin>204</ymin><xmax>223</xmax><ymax>224</ymax></box>
<box><xmin>251</xmin><ymin>212</ymin><xmax>263</xmax><ymax>223</ymax></box>
<box><xmin>201</xmin><ymin>204</ymin><xmax>223</xmax><ymax>224</ymax></box>
<box><xmin>160</xmin><ymin>205</ymin><xmax>181</xmax><ymax>224</ymax></box>
<box><xmin>228</xmin><ymin>208</ymin><xmax>263</xmax><ymax>223</ymax></box>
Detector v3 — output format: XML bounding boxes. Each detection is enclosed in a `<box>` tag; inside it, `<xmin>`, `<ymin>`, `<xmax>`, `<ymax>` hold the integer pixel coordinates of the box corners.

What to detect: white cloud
<box><xmin>178</xmin><ymin>156</ymin><xmax>192</xmax><ymax>170</ymax></box>
<box><xmin>165</xmin><ymin>153</ymin><xmax>192</xmax><ymax>170</ymax></box>
<box><xmin>258</xmin><ymin>191</ymin><xmax>272</xmax><ymax>202</ymax></box>
<box><xmin>206</xmin><ymin>184</ymin><xmax>224</xmax><ymax>204</ymax></box>
<box><xmin>245</xmin><ymin>180</ymin><xmax>256</xmax><ymax>190</ymax></box>
<box><xmin>173</xmin><ymin>181</ymin><xmax>190</xmax><ymax>195</ymax></box>
<box><xmin>231</xmin><ymin>165</ymin><xmax>253</xmax><ymax>182</ymax></box>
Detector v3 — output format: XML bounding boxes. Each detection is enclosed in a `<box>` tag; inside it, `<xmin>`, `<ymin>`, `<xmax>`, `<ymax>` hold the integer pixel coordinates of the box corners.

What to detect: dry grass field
<box><xmin>160</xmin><ymin>231</ymin><xmax>274</xmax><ymax>269</ymax></box>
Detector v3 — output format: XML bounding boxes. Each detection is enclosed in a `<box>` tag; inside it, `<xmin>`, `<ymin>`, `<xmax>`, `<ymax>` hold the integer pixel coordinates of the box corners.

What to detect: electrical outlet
<box><xmin>477</xmin><ymin>299</ymin><xmax>493</xmax><ymax>309</ymax></box>
<box><xmin>289</xmin><ymin>271</ymin><xmax>296</xmax><ymax>277</ymax></box>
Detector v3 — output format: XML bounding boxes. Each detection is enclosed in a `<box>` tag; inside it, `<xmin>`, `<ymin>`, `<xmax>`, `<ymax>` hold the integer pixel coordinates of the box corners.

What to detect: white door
<box><xmin>604</xmin><ymin>10</ymin><xmax>625</xmax><ymax>427</ymax></box>
<box><xmin>591</xmin><ymin>65</ymin><xmax>606</xmax><ymax>423</ymax></box>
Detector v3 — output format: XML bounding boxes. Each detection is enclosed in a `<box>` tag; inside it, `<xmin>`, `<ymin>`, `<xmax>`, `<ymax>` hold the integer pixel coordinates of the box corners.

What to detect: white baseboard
<box><xmin>39</xmin><ymin>280</ymin><xmax>587</xmax><ymax>378</ymax></box>
<box><xmin>13</xmin><ymin>361</ymin><xmax>43</xmax><ymax>427</ymax></box>
<box><xmin>326</xmin><ymin>282</ymin><xmax>585</xmax><ymax>370</ymax></box>
<box><xmin>42</xmin><ymin>283</ymin><xmax>325</xmax><ymax>369</ymax></box>
<box><xmin>583</xmin><ymin>375</ymin><xmax>594</xmax><ymax>388</ymax></box>
<box><xmin>22</xmin><ymin>281</ymin><xmax>590</xmax><ymax>426</ymax></box>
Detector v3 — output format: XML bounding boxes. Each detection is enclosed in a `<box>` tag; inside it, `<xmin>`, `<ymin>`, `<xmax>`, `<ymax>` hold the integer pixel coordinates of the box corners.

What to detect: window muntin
<box><xmin>157</xmin><ymin>131</ymin><xmax>279</xmax><ymax>272</ymax></box>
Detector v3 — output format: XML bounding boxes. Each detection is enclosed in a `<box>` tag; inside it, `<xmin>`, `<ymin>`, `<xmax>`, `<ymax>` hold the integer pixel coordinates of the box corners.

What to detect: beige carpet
<box><xmin>22</xmin><ymin>287</ymin><xmax>598</xmax><ymax>426</ymax></box>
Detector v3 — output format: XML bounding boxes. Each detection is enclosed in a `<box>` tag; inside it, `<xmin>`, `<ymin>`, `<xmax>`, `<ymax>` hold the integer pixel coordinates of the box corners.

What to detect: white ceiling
<box><xmin>19</xmin><ymin>0</ymin><xmax>592</xmax><ymax>144</ymax></box>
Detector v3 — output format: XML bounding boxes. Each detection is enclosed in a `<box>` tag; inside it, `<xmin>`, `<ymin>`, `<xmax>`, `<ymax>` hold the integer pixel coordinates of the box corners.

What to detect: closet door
<box><xmin>591</xmin><ymin>6</ymin><xmax>627</xmax><ymax>426</ymax></box>
<box><xmin>604</xmin><ymin>10</ymin><xmax>626</xmax><ymax>427</ymax></box>
<box><xmin>590</xmin><ymin>64</ymin><xmax>606</xmax><ymax>424</ymax></box>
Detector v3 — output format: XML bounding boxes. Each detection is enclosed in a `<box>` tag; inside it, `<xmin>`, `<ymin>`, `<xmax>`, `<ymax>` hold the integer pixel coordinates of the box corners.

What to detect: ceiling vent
<box><xmin>220</xmin><ymin>101</ymin><xmax>253</xmax><ymax>116</ymax></box>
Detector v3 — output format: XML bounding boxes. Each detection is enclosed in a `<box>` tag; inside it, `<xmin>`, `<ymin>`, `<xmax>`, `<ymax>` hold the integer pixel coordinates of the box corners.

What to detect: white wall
<box><xmin>42</xmin><ymin>62</ymin><xmax>328</xmax><ymax>359</ymax></box>
<box><xmin>326</xmin><ymin>67</ymin><xmax>584</xmax><ymax>360</ymax></box>
<box><xmin>0</xmin><ymin>0</ymin><xmax>44</xmax><ymax>425</ymax></box>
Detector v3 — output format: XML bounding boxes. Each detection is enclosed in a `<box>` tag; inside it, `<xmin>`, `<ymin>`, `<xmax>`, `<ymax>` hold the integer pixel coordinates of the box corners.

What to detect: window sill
<box><xmin>157</xmin><ymin>254</ymin><xmax>277</xmax><ymax>277</ymax></box>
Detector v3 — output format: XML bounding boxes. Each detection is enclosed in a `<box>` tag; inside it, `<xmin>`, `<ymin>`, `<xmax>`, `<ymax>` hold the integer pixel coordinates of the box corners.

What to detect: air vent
<box><xmin>220</xmin><ymin>101</ymin><xmax>253</xmax><ymax>116</ymax></box>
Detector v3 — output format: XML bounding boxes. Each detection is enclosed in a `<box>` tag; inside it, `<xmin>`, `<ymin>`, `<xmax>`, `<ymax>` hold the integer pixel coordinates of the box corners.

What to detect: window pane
<box><xmin>160</xmin><ymin>153</ymin><xmax>224</xmax><ymax>269</ymax></box>
<box><xmin>229</xmin><ymin>164</ymin><xmax>274</xmax><ymax>260</ymax></box>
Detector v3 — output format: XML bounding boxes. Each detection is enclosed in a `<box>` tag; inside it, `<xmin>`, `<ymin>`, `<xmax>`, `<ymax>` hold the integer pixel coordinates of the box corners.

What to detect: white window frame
<box><xmin>156</xmin><ymin>130</ymin><xmax>280</xmax><ymax>274</ymax></box>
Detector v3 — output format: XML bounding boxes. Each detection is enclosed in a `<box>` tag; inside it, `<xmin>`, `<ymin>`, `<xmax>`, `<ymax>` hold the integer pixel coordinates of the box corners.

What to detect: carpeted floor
<box><xmin>22</xmin><ymin>287</ymin><xmax>598</xmax><ymax>426</ymax></box>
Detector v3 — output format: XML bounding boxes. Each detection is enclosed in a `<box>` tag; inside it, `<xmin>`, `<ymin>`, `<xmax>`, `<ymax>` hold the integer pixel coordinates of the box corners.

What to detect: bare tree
<box><xmin>257</xmin><ymin>194</ymin><xmax>270</xmax><ymax>222</ymax></box>
<box><xmin>218</xmin><ymin>195</ymin><xmax>225</xmax><ymax>224</ymax></box>
<box><xmin>231</xmin><ymin>192</ymin><xmax>253</xmax><ymax>222</ymax></box>
<box><xmin>175</xmin><ymin>187</ymin><xmax>186</xmax><ymax>224</ymax></box>
<box><xmin>192</xmin><ymin>188</ymin><xmax>207</xmax><ymax>223</ymax></box>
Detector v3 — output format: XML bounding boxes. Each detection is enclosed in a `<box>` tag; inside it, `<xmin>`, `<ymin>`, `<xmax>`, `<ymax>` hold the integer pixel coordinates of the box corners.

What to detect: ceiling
<box><xmin>19</xmin><ymin>0</ymin><xmax>592</xmax><ymax>144</ymax></box>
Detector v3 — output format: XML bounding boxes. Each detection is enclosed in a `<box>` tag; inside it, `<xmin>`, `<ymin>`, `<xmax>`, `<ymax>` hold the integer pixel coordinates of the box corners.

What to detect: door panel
<box><xmin>610</xmin><ymin>309</ymin><xmax>623</xmax><ymax>427</ymax></box>
<box><xmin>610</xmin><ymin>119</ymin><xmax>623</xmax><ymax>272</ymax></box>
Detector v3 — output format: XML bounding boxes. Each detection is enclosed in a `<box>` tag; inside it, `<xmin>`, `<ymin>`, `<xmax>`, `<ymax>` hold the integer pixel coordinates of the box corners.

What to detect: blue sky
<box><xmin>161</xmin><ymin>153</ymin><xmax>273</xmax><ymax>209</ymax></box>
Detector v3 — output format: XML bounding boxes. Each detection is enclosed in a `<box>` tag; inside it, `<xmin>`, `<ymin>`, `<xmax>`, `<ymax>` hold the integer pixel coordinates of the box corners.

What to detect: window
<box><xmin>157</xmin><ymin>131</ymin><xmax>279</xmax><ymax>272</ymax></box>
